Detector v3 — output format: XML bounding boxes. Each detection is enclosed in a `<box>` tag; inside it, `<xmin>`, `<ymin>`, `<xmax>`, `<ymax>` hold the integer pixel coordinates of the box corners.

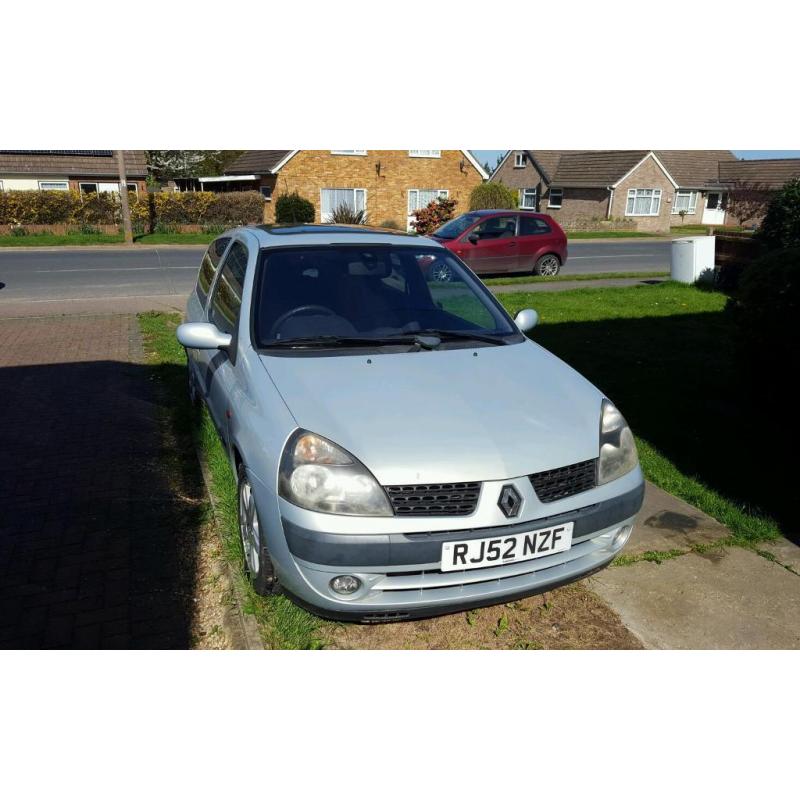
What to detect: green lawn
<box><xmin>498</xmin><ymin>282</ymin><xmax>783</xmax><ymax>546</ymax></box>
<box><xmin>0</xmin><ymin>232</ymin><xmax>126</xmax><ymax>246</ymax></box>
<box><xmin>566</xmin><ymin>230</ymin><xmax>661</xmax><ymax>239</ymax></box>
<box><xmin>482</xmin><ymin>270</ymin><xmax>668</xmax><ymax>287</ymax></box>
<box><xmin>138</xmin><ymin>312</ymin><xmax>328</xmax><ymax>649</ymax></box>
<box><xmin>670</xmin><ymin>224</ymin><xmax>748</xmax><ymax>236</ymax></box>
<box><xmin>0</xmin><ymin>231</ymin><xmax>213</xmax><ymax>247</ymax></box>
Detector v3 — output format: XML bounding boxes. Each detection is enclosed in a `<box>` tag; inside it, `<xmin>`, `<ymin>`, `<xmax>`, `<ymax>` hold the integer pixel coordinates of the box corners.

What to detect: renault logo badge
<box><xmin>498</xmin><ymin>485</ymin><xmax>522</xmax><ymax>518</ymax></box>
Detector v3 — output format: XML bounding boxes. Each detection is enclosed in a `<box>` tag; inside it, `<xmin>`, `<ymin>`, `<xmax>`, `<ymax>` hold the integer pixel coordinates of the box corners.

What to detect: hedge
<box><xmin>0</xmin><ymin>189</ymin><xmax>265</xmax><ymax>231</ymax></box>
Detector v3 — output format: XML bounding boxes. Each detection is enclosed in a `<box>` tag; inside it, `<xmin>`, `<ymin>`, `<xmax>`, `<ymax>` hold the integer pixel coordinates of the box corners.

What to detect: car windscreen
<box><xmin>253</xmin><ymin>245</ymin><xmax>519</xmax><ymax>348</ymax></box>
<box><xmin>432</xmin><ymin>214</ymin><xmax>480</xmax><ymax>240</ymax></box>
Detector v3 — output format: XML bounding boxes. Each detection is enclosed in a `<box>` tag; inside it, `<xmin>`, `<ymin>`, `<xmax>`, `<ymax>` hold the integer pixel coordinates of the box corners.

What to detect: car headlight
<box><xmin>598</xmin><ymin>399</ymin><xmax>638</xmax><ymax>485</ymax></box>
<box><xmin>278</xmin><ymin>430</ymin><xmax>393</xmax><ymax>516</ymax></box>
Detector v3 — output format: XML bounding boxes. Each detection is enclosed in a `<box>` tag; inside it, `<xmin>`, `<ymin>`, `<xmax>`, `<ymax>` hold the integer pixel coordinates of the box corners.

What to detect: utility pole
<box><xmin>115</xmin><ymin>150</ymin><xmax>134</xmax><ymax>245</ymax></box>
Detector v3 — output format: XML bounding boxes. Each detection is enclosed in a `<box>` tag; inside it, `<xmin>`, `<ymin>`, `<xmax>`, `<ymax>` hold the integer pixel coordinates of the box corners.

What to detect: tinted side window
<box><xmin>471</xmin><ymin>215</ymin><xmax>517</xmax><ymax>240</ymax></box>
<box><xmin>196</xmin><ymin>237</ymin><xmax>231</xmax><ymax>305</ymax></box>
<box><xmin>209</xmin><ymin>241</ymin><xmax>248</xmax><ymax>335</ymax></box>
<box><xmin>519</xmin><ymin>216</ymin><xmax>552</xmax><ymax>236</ymax></box>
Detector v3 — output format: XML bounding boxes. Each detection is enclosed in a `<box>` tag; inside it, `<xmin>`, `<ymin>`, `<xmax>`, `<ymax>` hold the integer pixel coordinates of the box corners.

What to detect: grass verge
<box><xmin>497</xmin><ymin>282</ymin><xmax>783</xmax><ymax>548</ymax></box>
<box><xmin>134</xmin><ymin>232</ymin><xmax>214</xmax><ymax>245</ymax></box>
<box><xmin>0</xmin><ymin>232</ymin><xmax>125</xmax><ymax>246</ymax></box>
<box><xmin>138</xmin><ymin>311</ymin><xmax>329</xmax><ymax>649</ymax></box>
<box><xmin>483</xmin><ymin>270</ymin><xmax>668</xmax><ymax>287</ymax></box>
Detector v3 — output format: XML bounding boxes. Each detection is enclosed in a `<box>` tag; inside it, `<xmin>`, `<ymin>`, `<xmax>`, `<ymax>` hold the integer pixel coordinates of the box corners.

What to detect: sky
<box><xmin>472</xmin><ymin>150</ymin><xmax>800</xmax><ymax>169</ymax></box>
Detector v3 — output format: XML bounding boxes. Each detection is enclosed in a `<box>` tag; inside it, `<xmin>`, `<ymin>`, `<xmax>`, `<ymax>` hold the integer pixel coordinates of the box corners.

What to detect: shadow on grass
<box><xmin>532</xmin><ymin>309</ymin><xmax>794</xmax><ymax>543</ymax></box>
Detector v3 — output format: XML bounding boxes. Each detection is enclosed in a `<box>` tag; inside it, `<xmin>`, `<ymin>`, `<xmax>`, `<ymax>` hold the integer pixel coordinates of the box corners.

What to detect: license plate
<box><xmin>440</xmin><ymin>522</ymin><xmax>573</xmax><ymax>572</ymax></box>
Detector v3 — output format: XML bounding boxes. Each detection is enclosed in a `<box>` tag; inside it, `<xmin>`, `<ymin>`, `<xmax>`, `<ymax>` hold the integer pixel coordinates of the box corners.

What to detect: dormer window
<box><xmin>514</xmin><ymin>152</ymin><xmax>528</xmax><ymax>168</ymax></box>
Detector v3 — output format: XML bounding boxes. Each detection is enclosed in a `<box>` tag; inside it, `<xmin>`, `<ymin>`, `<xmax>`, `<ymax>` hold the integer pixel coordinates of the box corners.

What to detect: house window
<box><xmin>38</xmin><ymin>180</ymin><xmax>69</xmax><ymax>191</ymax></box>
<box><xmin>625</xmin><ymin>188</ymin><xmax>662</xmax><ymax>216</ymax></box>
<box><xmin>330</xmin><ymin>150</ymin><xmax>367</xmax><ymax>156</ymax></box>
<box><xmin>260</xmin><ymin>186</ymin><xmax>273</xmax><ymax>200</ymax></box>
<box><xmin>79</xmin><ymin>182</ymin><xmax>98</xmax><ymax>194</ymax></box>
<box><xmin>409</xmin><ymin>150</ymin><xmax>441</xmax><ymax>158</ymax></box>
<box><xmin>320</xmin><ymin>188</ymin><xmax>367</xmax><ymax>222</ymax></box>
<box><xmin>672</xmin><ymin>190</ymin><xmax>698</xmax><ymax>215</ymax></box>
<box><xmin>407</xmin><ymin>189</ymin><xmax>449</xmax><ymax>229</ymax></box>
<box><xmin>548</xmin><ymin>188</ymin><xmax>563</xmax><ymax>209</ymax></box>
<box><xmin>514</xmin><ymin>152</ymin><xmax>527</xmax><ymax>168</ymax></box>
<box><xmin>0</xmin><ymin>180</ymin><xmax>3</xmax><ymax>191</ymax></box>
<box><xmin>519</xmin><ymin>187</ymin><xmax>537</xmax><ymax>209</ymax></box>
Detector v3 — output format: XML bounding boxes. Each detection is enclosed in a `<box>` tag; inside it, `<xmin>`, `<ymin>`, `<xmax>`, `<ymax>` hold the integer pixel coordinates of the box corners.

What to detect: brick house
<box><xmin>718</xmin><ymin>158</ymin><xmax>800</xmax><ymax>226</ymax></box>
<box><xmin>491</xmin><ymin>150</ymin><xmax>739</xmax><ymax>233</ymax></box>
<box><xmin>0</xmin><ymin>150</ymin><xmax>148</xmax><ymax>195</ymax></box>
<box><xmin>212</xmin><ymin>150</ymin><xmax>488</xmax><ymax>228</ymax></box>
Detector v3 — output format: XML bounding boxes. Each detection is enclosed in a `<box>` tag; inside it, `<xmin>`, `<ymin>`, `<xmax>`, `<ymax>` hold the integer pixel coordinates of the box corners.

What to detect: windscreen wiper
<box><xmin>264</xmin><ymin>334</ymin><xmax>420</xmax><ymax>349</ymax></box>
<box><xmin>413</xmin><ymin>328</ymin><xmax>508</xmax><ymax>345</ymax></box>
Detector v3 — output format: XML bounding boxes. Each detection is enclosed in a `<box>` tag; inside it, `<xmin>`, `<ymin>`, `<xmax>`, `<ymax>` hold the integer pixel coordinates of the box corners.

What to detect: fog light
<box><xmin>330</xmin><ymin>575</ymin><xmax>361</xmax><ymax>595</ymax></box>
<box><xmin>613</xmin><ymin>525</ymin><xmax>633</xmax><ymax>549</ymax></box>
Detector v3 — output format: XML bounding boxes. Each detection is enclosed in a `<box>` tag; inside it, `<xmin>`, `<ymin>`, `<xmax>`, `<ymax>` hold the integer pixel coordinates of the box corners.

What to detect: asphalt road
<box><xmin>0</xmin><ymin>240</ymin><xmax>671</xmax><ymax>304</ymax></box>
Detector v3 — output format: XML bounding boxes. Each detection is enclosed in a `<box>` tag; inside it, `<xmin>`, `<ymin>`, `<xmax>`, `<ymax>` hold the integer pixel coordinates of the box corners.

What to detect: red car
<box><xmin>429</xmin><ymin>209</ymin><xmax>568</xmax><ymax>277</ymax></box>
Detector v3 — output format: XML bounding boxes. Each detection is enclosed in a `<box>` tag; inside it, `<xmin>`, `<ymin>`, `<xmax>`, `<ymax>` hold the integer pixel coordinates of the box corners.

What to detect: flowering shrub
<box><xmin>410</xmin><ymin>196</ymin><xmax>458</xmax><ymax>235</ymax></box>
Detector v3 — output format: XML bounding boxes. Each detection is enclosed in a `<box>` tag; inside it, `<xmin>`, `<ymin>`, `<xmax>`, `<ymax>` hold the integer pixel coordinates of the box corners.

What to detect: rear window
<box><xmin>196</xmin><ymin>237</ymin><xmax>230</xmax><ymax>305</ymax></box>
<box><xmin>519</xmin><ymin>216</ymin><xmax>552</xmax><ymax>236</ymax></box>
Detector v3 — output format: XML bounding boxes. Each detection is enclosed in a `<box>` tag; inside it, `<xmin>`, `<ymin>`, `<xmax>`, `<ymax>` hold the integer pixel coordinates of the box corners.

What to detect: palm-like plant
<box><xmin>329</xmin><ymin>203</ymin><xmax>368</xmax><ymax>225</ymax></box>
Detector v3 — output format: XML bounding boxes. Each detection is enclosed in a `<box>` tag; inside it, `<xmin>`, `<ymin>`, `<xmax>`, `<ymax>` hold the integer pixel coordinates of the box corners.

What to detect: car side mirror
<box><xmin>514</xmin><ymin>308</ymin><xmax>539</xmax><ymax>333</ymax></box>
<box><xmin>176</xmin><ymin>322</ymin><xmax>232</xmax><ymax>351</ymax></box>
<box><xmin>467</xmin><ymin>233</ymin><xmax>480</xmax><ymax>245</ymax></box>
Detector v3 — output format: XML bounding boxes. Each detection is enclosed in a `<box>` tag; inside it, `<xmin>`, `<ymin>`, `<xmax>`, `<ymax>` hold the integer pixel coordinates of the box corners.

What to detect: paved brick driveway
<box><xmin>0</xmin><ymin>314</ymin><xmax>195</xmax><ymax>647</ymax></box>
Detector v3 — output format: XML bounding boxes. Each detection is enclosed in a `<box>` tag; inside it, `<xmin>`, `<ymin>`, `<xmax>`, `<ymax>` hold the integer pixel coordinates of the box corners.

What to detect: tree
<box><xmin>146</xmin><ymin>150</ymin><xmax>245</xmax><ymax>182</ymax></box>
<box><xmin>725</xmin><ymin>179</ymin><xmax>772</xmax><ymax>227</ymax></box>
<box><xmin>758</xmin><ymin>178</ymin><xmax>800</xmax><ymax>250</ymax></box>
<box><xmin>410</xmin><ymin>196</ymin><xmax>458</xmax><ymax>235</ymax></box>
<box><xmin>469</xmin><ymin>181</ymin><xmax>518</xmax><ymax>211</ymax></box>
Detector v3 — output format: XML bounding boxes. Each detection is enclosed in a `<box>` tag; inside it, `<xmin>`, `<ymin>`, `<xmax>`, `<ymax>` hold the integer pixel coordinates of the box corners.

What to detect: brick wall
<box><xmin>264</xmin><ymin>150</ymin><xmax>483</xmax><ymax>226</ymax></box>
<box><xmin>611</xmin><ymin>156</ymin><xmax>675</xmax><ymax>233</ymax></box>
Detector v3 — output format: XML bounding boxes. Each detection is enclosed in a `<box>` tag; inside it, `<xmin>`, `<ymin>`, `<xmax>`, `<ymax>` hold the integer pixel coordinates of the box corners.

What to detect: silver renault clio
<box><xmin>177</xmin><ymin>224</ymin><xmax>644</xmax><ymax>622</ymax></box>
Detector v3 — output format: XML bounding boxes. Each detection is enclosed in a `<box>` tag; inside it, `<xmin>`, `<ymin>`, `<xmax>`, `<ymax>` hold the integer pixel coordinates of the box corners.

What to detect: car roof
<box><xmin>223</xmin><ymin>223</ymin><xmax>441</xmax><ymax>249</ymax></box>
<box><xmin>465</xmin><ymin>209</ymin><xmax>545</xmax><ymax>217</ymax></box>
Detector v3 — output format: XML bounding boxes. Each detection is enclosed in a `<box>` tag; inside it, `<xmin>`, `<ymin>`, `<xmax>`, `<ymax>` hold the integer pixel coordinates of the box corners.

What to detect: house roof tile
<box><xmin>654</xmin><ymin>150</ymin><xmax>736</xmax><ymax>187</ymax></box>
<box><xmin>225</xmin><ymin>150</ymin><xmax>294</xmax><ymax>175</ymax></box>
<box><xmin>718</xmin><ymin>158</ymin><xmax>800</xmax><ymax>190</ymax></box>
<box><xmin>0</xmin><ymin>150</ymin><xmax>148</xmax><ymax>177</ymax></box>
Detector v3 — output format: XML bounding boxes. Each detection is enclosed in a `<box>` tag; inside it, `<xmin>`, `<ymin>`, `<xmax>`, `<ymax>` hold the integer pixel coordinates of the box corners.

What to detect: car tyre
<box><xmin>533</xmin><ymin>254</ymin><xmax>561</xmax><ymax>277</ymax></box>
<box><xmin>237</xmin><ymin>462</ymin><xmax>279</xmax><ymax>596</ymax></box>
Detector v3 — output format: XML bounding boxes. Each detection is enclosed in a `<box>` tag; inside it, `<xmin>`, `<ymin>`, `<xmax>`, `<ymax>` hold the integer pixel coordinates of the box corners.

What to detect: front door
<box><xmin>454</xmin><ymin>214</ymin><xmax>520</xmax><ymax>275</ymax></box>
<box><xmin>702</xmin><ymin>192</ymin><xmax>727</xmax><ymax>225</ymax></box>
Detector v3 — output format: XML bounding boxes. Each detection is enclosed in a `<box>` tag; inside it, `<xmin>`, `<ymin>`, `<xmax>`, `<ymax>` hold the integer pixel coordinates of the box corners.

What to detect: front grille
<box><xmin>384</xmin><ymin>482</ymin><xmax>481</xmax><ymax>516</ymax></box>
<box><xmin>530</xmin><ymin>459</ymin><xmax>596</xmax><ymax>503</ymax></box>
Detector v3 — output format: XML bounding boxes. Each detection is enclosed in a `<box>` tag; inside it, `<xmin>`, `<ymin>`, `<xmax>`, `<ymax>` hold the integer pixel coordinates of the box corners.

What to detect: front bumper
<box><xmin>277</xmin><ymin>483</ymin><xmax>644</xmax><ymax>622</ymax></box>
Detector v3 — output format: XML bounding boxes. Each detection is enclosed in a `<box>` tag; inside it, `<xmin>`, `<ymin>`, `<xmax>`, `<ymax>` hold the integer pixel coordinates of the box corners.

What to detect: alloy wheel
<box><xmin>238</xmin><ymin>474</ymin><xmax>261</xmax><ymax>577</ymax></box>
<box><xmin>537</xmin><ymin>255</ymin><xmax>560</xmax><ymax>277</ymax></box>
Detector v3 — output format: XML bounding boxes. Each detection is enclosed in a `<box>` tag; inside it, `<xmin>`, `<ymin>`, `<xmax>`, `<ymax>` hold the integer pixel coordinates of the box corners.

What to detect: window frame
<box><xmin>518</xmin><ymin>187</ymin><xmax>537</xmax><ymax>210</ymax></box>
<box><xmin>0</xmin><ymin>180</ymin><xmax>3</xmax><ymax>191</ymax></box>
<box><xmin>79</xmin><ymin>182</ymin><xmax>99</xmax><ymax>195</ymax></box>
<box><xmin>625</xmin><ymin>188</ymin><xmax>662</xmax><ymax>217</ymax></box>
<box><xmin>320</xmin><ymin>187</ymin><xmax>367</xmax><ymax>222</ymax></box>
<box><xmin>407</xmin><ymin>188</ymin><xmax>449</xmax><ymax>214</ymax></box>
<box><xmin>514</xmin><ymin>152</ymin><xmax>528</xmax><ymax>168</ymax></box>
<box><xmin>671</xmin><ymin>190</ymin><xmax>698</xmax><ymax>215</ymax></box>
<box><xmin>38</xmin><ymin>180</ymin><xmax>69</xmax><ymax>191</ymax></box>
<box><xmin>330</xmin><ymin>150</ymin><xmax>367</xmax><ymax>156</ymax></box>
<box><xmin>548</xmin><ymin>188</ymin><xmax>563</xmax><ymax>209</ymax></box>
<box><xmin>408</xmin><ymin>150</ymin><xmax>441</xmax><ymax>158</ymax></box>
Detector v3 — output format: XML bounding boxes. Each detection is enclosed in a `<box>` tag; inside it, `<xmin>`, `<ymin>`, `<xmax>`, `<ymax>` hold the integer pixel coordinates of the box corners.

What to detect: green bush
<box><xmin>469</xmin><ymin>181</ymin><xmax>518</xmax><ymax>211</ymax></box>
<box><xmin>758</xmin><ymin>178</ymin><xmax>800</xmax><ymax>251</ymax></box>
<box><xmin>732</xmin><ymin>247</ymin><xmax>800</xmax><ymax>388</ymax></box>
<box><xmin>0</xmin><ymin>189</ymin><xmax>263</xmax><ymax>231</ymax></box>
<box><xmin>275</xmin><ymin>192</ymin><xmax>315</xmax><ymax>223</ymax></box>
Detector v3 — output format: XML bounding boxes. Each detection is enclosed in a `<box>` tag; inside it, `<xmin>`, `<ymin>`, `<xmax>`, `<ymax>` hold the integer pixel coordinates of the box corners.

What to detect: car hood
<box><xmin>259</xmin><ymin>341</ymin><xmax>603</xmax><ymax>485</ymax></box>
